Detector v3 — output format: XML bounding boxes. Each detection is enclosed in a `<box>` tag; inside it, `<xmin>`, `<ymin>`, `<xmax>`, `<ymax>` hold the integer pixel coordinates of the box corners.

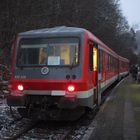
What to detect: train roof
<box><xmin>19</xmin><ymin>26</ymin><xmax>116</xmax><ymax>53</ymax></box>
<box><xmin>19</xmin><ymin>26</ymin><xmax>85</xmax><ymax>36</ymax></box>
<box><xmin>19</xmin><ymin>26</ymin><xmax>126</xmax><ymax>59</ymax></box>
<box><xmin>86</xmin><ymin>30</ymin><xmax>119</xmax><ymax>57</ymax></box>
<box><xmin>119</xmin><ymin>55</ymin><xmax>129</xmax><ymax>62</ymax></box>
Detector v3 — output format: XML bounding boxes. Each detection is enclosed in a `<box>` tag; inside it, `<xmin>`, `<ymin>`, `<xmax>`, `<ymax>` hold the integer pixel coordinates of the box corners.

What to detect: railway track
<box><xmin>0</xmin><ymin>80</ymin><xmax>118</xmax><ymax>140</ymax></box>
<box><xmin>0</xmin><ymin>105</ymin><xmax>98</xmax><ymax>140</ymax></box>
<box><xmin>0</xmin><ymin>119</ymin><xmax>76</xmax><ymax>140</ymax></box>
<box><xmin>0</xmin><ymin>106</ymin><xmax>101</xmax><ymax>139</ymax></box>
<box><xmin>0</xmin><ymin>105</ymin><xmax>35</xmax><ymax>140</ymax></box>
<box><xmin>0</xmin><ymin>98</ymin><xmax>107</xmax><ymax>139</ymax></box>
<box><xmin>18</xmin><ymin>123</ymin><xmax>73</xmax><ymax>140</ymax></box>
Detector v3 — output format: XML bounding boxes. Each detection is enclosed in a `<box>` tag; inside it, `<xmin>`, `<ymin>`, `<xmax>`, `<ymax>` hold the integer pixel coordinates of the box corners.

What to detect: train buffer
<box><xmin>84</xmin><ymin>76</ymin><xmax>140</xmax><ymax>140</ymax></box>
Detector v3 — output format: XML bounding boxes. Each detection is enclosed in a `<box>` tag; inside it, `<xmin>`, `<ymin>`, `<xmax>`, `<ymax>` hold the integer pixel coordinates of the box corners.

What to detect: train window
<box><xmin>17</xmin><ymin>38</ymin><xmax>79</xmax><ymax>67</ymax></box>
<box><xmin>116</xmin><ymin>59</ymin><xmax>117</xmax><ymax>69</ymax></box>
<box><xmin>107</xmin><ymin>54</ymin><xmax>110</xmax><ymax>71</ymax></box>
<box><xmin>114</xmin><ymin>58</ymin><xmax>116</xmax><ymax>69</ymax></box>
<box><xmin>109</xmin><ymin>55</ymin><xmax>112</xmax><ymax>71</ymax></box>
<box><xmin>99</xmin><ymin>49</ymin><xmax>102</xmax><ymax>73</ymax></box>
<box><xmin>107</xmin><ymin>54</ymin><xmax>114</xmax><ymax>71</ymax></box>
<box><xmin>89</xmin><ymin>44</ymin><xmax>93</xmax><ymax>71</ymax></box>
<box><xmin>111</xmin><ymin>56</ymin><xmax>114</xmax><ymax>70</ymax></box>
<box><xmin>93</xmin><ymin>47</ymin><xmax>97</xmax><ymax>71</ymax></box>
<box><xmin>112</xmin><ymin>57</ymin><xmax>114</xmax><ymax>69</ymax></box>
<box><xmin>110</xmin><ymin>56</ymin><xmax>112</xmax><ymax>70</ymax></box>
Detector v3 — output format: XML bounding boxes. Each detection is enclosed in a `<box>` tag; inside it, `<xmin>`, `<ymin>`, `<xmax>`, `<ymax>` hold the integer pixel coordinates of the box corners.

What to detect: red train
<box><xmin>7</xmin><ymin>26</ymin><xmax>129</xmax><ymax>119</ymax></box>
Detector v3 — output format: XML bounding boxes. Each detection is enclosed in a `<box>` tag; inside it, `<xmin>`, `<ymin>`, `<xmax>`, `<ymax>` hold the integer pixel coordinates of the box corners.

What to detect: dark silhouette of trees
<box><xmin>0</xmin><ymin>0</ymin><xmax>138</xmax><ymax>65</ymax></box>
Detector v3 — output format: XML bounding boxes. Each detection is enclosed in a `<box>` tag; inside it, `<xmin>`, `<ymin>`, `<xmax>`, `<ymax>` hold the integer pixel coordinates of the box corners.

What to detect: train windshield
<box><xmin>17</xmin><ymin>38</ymin><xmax>79</xmax><ymax>67</ymax></box>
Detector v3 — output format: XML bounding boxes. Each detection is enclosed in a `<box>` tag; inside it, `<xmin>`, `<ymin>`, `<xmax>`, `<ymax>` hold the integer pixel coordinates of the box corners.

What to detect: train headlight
<box><xmin>17</xmin><ymin>84</ymin><xmax>24</xmax><ymax>91</ymax></box>
<box><xmin>67</xmin><ymin>85</ymin><xmax>75</xmax><ymax>92</ymax></box>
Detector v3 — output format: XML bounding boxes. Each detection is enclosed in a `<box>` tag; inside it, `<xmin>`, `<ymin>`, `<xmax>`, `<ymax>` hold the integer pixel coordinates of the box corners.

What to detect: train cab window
<box><xmin>17</xmin><ymin>38</ymin><xmax>79</xmax><ymax>67</ymax></box>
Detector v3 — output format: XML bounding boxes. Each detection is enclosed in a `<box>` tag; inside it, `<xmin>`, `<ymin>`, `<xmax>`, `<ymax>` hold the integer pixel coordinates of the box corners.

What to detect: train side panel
<box><xmin>119</xmin><ymin>56</ymin><xmax>129</xmax><ymax>79</ymax></box>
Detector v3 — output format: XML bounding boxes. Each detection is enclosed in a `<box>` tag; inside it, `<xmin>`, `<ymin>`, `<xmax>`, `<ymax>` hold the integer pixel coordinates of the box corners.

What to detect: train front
<box><xmin>7</xmin><ymin>28</ymin><xmax>92</xmax><ymax>119</ymax></box>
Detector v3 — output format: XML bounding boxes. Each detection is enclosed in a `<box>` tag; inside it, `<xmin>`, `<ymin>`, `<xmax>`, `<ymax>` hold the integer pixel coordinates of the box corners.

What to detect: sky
<box><xmin>120</xmin><ymin>0</ymin><xmax>140</xmax><ymax>29</ymax></box>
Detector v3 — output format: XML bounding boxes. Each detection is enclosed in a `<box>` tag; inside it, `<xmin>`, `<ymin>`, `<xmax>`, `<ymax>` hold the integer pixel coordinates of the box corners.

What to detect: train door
<box><xmin>93</xmin><ymin>46</ymin><xmax>102</xmax><ymax>105</ymax></box>
<box><xmin>89</xmin><ymin>42</ymin><xmax>101</xmax><ymax>106</ymax></box>
<box><xmin>93</xmin><ymin>47</ymin><xmax>98</xmax><ymax>104</ymax></box>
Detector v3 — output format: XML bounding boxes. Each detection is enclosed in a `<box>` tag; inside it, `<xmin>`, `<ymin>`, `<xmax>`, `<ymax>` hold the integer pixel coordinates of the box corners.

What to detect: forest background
<box><xmin>0</xmin><ymin>0</ymin><xmax>138</xmax><ymax>66</ymax></box>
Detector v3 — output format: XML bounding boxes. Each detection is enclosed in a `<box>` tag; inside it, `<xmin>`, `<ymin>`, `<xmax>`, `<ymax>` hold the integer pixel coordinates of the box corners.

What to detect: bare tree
<box><xmin>0</xmin><ymin>0</ymin><xmax>138</xmax><ymax>65</ymax></box>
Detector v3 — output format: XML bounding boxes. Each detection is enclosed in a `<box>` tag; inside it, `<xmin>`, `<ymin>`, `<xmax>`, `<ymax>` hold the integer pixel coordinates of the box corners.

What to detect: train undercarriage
<box><xmin>8</xmin><ymin>95</ymin><xmax>86</xmax><ymax>120</ymax></box>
